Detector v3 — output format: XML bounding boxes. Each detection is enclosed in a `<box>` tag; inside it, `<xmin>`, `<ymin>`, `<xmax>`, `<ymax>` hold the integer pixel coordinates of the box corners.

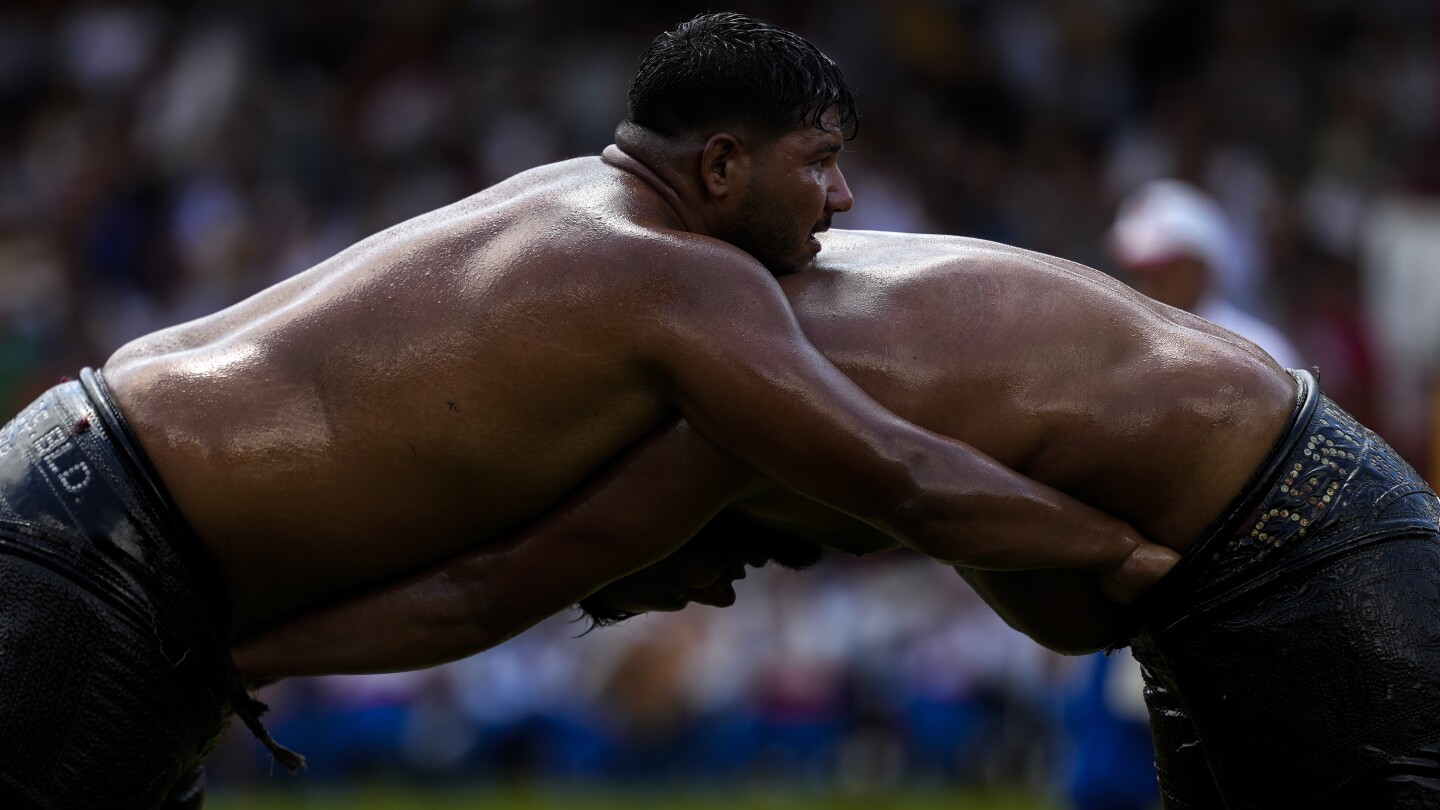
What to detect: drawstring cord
<box><xmin>232</xmin><ymin>690</ymin><xmax>306</xmax><ymax>773</ymax></box>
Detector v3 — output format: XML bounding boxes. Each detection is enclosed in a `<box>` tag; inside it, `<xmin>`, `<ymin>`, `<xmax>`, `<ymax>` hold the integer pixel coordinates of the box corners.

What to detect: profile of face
<box><xmin>724</xmin><ymin>108</ymin><xmax>854</xmax><ymax>275</ymax></box>
<box><xmin>579</xmin><ymin>521</ymin><xmax>825</xmax><ymax>625</ymax></box>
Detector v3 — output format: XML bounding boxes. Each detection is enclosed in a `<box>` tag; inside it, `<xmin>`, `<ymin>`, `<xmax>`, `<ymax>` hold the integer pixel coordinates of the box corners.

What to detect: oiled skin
<box><xmin>104</xmin><ymin>141</ymin><xmax>1162</xmax><ymax>637</ymax></box>
<box><xmin>580</xmin><ymin>229</ymin><xmax>1296</xmax><ymax>650</ymax></box>
<box><xmin>756</xmin><ymin>230</ymin><xmax>1293</xmax><ymax>555</ymax></box>
<box><xmin>104</xmin><ymin>153</ymin><xmax>759</xmax><ymax>630</ymax></box>
<box><xmin>231</xmin><ymin>229</ymin><xmax>1295</xmax><ymax>676</ymax></box>
<box><xmin>745</xmin><ymin>231</ymin><xmax>1295</xmax><ymax>647</ymax></box>
<box><xmin>106</xmin><ymin>155</ymin><xmax>677</xmax><ymax>629</ymax></box>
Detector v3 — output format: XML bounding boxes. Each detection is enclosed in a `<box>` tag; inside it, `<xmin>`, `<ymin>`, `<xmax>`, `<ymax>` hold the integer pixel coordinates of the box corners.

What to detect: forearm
<box><xmin>233</xmin><ymin>421</ymin><xmax>753</xmax><ymax>679</ymax></box>
<box><xmin>231</xmin><ymin>525</ymin><xmax>622</xmax><ymax>678</ymax></box>
<box><xmin>888</xmin><ymin>443</ymin><xmax>1178</xmax><ymax>602</ymax></box>
<box><xmin>650</xmin><ymin>284</ymin><xmax>1174</xmax><ymax>593</ymax></box>
<box><xmin>232</xmin><ymin>557</ymin><xmax>523</xmax><ymax>678</ymax></box>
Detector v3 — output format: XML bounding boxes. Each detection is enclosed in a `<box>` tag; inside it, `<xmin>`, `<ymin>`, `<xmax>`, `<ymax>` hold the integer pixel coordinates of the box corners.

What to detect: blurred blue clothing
<box><xmin>1064</xmin><ymin>652</ymin><xmax>1158</xmax><ymax>810</ymax></box>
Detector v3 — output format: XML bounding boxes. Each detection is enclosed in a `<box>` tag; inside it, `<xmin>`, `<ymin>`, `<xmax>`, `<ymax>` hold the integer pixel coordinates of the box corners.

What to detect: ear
<box><xmin>699</xmin><ymin>133</ymin><xmax>750</xmax><ymax>200</ymax></box>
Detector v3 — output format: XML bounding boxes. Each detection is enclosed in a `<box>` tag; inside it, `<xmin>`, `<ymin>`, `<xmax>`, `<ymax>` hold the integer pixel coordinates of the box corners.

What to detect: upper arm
<box><xmin>634</xmin><ymin>244</ymin><xmax>948</xmax><ymax>535</ymax></box>
<box><xmin>616</xmin><ymin>237</ymin><xmax>1157</xmax><ymax>581</ymax></box>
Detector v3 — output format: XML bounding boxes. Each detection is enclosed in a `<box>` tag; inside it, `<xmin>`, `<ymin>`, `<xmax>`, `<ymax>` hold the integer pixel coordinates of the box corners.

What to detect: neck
<box><xmin>605</xmin><ymin>123</ymin><xmax>708</xmax><ymax>234</ymax></box>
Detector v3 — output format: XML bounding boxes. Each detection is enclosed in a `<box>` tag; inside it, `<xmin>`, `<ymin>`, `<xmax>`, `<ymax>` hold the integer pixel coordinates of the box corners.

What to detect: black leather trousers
<box><xmin>0</xmin><ymin>370</ymin><xmax>237</xmax><ymax>809</ymax></box>
<box><xmin>1131</xmin><ymin>371</ymin><xmax>1440</xmax><ymax>808</ymax></box>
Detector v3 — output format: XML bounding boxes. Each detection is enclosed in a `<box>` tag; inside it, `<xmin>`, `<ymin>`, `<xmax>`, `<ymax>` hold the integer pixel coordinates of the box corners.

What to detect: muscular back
<box><xmin>104</xmin><ymin>157</ymin><xmax>711</xmax><ymax>628</ymax></box>
<box><xmin>226</xmin><ymin>228</ymin><xmax>1283</xmax><ymax>674</ymax></box>
<box><xmin>748</xmin><ymin>230</ymin><xmax>1296</xmax><ymax>554</ymax></box>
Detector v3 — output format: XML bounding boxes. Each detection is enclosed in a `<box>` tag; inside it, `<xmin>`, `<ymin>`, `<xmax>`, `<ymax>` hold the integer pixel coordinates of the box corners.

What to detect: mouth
<box><xmin>685</xmin><ymin>567</ymin><xmax>743</xmax><ymax>608</ymax></box>
<box><xmin>687</xmin><ymin>581</ymin><xmax>737</xmax><ymax>608</ymax></box>
<box><xmin>808</xmin><ymin>217</ymin><xmax>833</xmax><ymax>254</ymax></box>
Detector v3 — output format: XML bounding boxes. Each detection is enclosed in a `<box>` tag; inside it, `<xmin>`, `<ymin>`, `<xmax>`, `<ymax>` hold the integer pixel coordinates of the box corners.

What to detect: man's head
<box><xmin>621</xmin><ymin>12</ymin><xmax>858</xmax><ymax>274</ymax></box>
<box><xmin>626</xmin><ymin>12</ymin><xmax>858</xmax><ymax>144</ymax></box>
<box><xmin>1108</xmin><ymin>179</ymin><xmax>1237</xmax><ymax>313</ymax></box>
<box><xmin>578</xmin><ymin>518</ymin><xmax>825</xmax><ymax>627</ymax></box>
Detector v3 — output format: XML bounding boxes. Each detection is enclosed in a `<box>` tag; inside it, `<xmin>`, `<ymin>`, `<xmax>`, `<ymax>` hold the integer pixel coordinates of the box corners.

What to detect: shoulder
<box><xmin>808</xmin><ymin>230</ymin><xmax>1099</xmax><ymax>307</ymax></box>
<box><xmin>603</xmin><ymin>227</ymin><xmax>786</xmax><ymax>312</ymax></box>
<box><xmin>818</xmin><ymin>229</ymin><xmax>1099</xmax><ymax>283</ymax></box>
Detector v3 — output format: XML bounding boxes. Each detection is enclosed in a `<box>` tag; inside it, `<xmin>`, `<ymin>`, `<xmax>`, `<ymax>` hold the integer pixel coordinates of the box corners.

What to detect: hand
<box><xmin>1098</xmin><ymin>543</ymin><xmax>1181</xmax><ymax>604</ymax></box>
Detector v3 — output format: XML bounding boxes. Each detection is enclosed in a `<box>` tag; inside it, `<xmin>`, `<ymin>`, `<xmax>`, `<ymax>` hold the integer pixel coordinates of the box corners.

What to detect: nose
<box><xmin>827</xmin><ymin>167</ymin><xmax>854</xmax><ymax>214</ymax></box>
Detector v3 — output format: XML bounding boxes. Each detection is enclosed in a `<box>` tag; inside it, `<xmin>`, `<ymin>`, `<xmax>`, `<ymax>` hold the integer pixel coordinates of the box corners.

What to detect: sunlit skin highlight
<box><xmin>108</xmin><ymin>117</ymin><xmax>1166</xmax><ymax>663</ymax></box>
<box><xmin>229</xmin><ymin>230</ymin><xmax>1302</xmax><ymax>678</ymax></box>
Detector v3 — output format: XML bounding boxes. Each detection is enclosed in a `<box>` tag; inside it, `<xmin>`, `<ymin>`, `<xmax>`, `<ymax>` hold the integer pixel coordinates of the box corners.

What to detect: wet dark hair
<box><xmin>575</xmin><ymin>598</ymin><xmax>638</xmax><ymax>630</ymax></box>
<box><xmin>626</xmin><ymin>12</ymin><xmax>858</xmax><ymax>141</ymax></box>
<box><xmin>576</xmin><ymin>524</ymin><xmax>826</xmax><ymax>630</ymax></box>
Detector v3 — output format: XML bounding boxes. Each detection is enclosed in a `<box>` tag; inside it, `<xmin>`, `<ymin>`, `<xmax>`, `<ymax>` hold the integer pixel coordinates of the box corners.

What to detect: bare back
<box><xmin>226</xmin><ymin>228</ymin><xmax>1284</xmax><ymax>675</ymax></box>
<box><xmin>104</xmin><ymin>157</ymin><xmax>703</xmax><ymax>628</ymax></box>
<box><xmin>744</xmin><ymin>230</ymin><xmax>1297</xmax><ymax>554</ymax></box>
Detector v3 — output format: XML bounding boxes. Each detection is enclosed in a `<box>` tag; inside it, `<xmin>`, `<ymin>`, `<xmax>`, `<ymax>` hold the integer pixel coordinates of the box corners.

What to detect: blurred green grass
<box><xmin>207</xmin><ymin>786</ymin><xmax>1062</xmax><ymax>810</ymax></box>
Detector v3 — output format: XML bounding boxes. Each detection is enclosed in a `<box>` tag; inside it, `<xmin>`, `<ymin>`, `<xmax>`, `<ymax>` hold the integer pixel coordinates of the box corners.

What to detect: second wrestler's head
<box><xmin>578</xmin><ymin>518</ymin><xmax>825</xmax><ymax>627</ymax></box>
<box><xmin>620</xmin><ymin>12</ymin><xmax>857</xmax><ymax>275</ymax></box>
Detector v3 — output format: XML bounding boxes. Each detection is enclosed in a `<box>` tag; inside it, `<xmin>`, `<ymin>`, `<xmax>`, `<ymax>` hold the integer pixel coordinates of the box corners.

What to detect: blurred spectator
<box><xmin>1061</xmin><ymin>176</ymin><xmax>1307</xmax><ymax>810</ymax></box>
<box><xmin>1108</xmin><ymin>178</ymin><xmax>1302</xmax><ymax>370</ymax></box>
<box><xmin>3</xmin><ymin>1</ymin><xmax>1439</xmax><ymax>802</ymax></box>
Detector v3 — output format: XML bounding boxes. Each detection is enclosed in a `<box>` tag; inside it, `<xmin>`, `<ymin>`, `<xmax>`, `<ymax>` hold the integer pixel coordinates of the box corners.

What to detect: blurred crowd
<box><xmin>2</xmin><ymin>0</ymin><xmax>1439</xmax><ymax>805</ymax></box>
<box><xmin>212</xmin><ymin>557</ymin><xmax>1080</xmax><ymax>793</ymax></box>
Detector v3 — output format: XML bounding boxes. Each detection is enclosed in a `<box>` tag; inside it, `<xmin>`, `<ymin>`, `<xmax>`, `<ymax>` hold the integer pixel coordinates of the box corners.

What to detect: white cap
<box><xmin>1108</xmin><ymin>179</ymin><xmax>1238</xmax><ymax>285</ymax></box>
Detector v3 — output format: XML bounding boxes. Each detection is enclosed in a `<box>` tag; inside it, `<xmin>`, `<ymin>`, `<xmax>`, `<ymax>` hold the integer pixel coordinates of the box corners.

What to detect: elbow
<box><xmin>879</xmin><ymin>439</ymin><xmax>997</xmax><ymax>564</ymax></box>
<box><xmin>444</xmin><ymin>565</ymin><xmax>569</xmax><ymax>655</ymax></box>
<box><xmin>1003</xmin><ymin>604</ymin><xmax>1131</xmax><ymax>656</ymax></box>
<box><xmin>861</xmin><ymin>434</ymin><xmax>1001</xmax><ymax>566</ymax></box>
<box><xmin>884</xmin><ymin>488</ymin><xmax>945</xmax><ymax>554</ymax></box>
<box><xmin>875</xmin><ymin>471</ymin><xmax>977</xmax><ymax>566</ymax></box>
<box><xmin>988</xmin><ymin>606</ymin><xmax>1126</xmax><ymax>656</ymax></box>
<box><xmin>870</xmin><ymin>434</ymin><xmax>940</xmax><ymax>520</ymax></box>
<box><xmin>429</xmin><ymin>572</ymin><xmax>516</xmax><ymax>656</ymax></box>
<box><xmin>1028</xmin><ymin>628</ymin><xmax>1116</xmax><ymax>657</ymax></box>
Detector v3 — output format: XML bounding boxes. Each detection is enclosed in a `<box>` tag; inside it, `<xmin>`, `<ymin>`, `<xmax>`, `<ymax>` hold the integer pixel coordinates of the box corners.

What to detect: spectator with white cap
<box><xmin>1108</xmin><ymin>179</ymin><xmax>1302</xmax><ymax>370</ymax></box>
<box><xmin>1061</xmin><ymin>179</ymin><xmax>1305</xmax><ymax>810</ymax></box>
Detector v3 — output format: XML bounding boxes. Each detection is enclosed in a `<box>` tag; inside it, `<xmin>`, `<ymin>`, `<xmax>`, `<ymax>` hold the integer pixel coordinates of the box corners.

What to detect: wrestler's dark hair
<box><xmin>574</xmin><ymin>599</ymin><xmax>638</xmax><ymax>630</ymax></box>
<box><xmin>626</xmin><ymin>12</ymin><xmax>859</xmax><ymax>141</ymax></box>
<box><xmin>575</xmin><ymin>528</ymin><xmax>826</xmax><ymax>630</ymax></box>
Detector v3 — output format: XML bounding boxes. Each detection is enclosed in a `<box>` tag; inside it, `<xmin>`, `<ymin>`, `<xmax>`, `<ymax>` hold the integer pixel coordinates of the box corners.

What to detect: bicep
<box><xmin>643</xmin><ymin>262</ymin><xmax>933</xmax><ymax>530</ymax></box>
<box><xmin>631</xmin><ymin>244</ymin><xmax>1151</xmax><ymax>579</ymax></box>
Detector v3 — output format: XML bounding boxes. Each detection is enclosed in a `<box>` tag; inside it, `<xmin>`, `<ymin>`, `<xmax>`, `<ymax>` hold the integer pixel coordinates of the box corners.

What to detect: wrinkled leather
<box><xmin>1131</xmin><ymin>384</ymin><xmax>1440</xmax><ymax>809</ymax></box>
<box><xmin>0</xmin><ymin>375</ymin><xmax>234</xmax><ymax>809</ymax></box>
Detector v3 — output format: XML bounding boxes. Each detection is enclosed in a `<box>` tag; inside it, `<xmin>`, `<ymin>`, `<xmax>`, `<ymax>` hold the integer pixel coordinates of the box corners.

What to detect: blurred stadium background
<box><xmin>2</xmin><ymin>1</ymin><xmax>1439</xmax><ymax>808</ymax></box>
